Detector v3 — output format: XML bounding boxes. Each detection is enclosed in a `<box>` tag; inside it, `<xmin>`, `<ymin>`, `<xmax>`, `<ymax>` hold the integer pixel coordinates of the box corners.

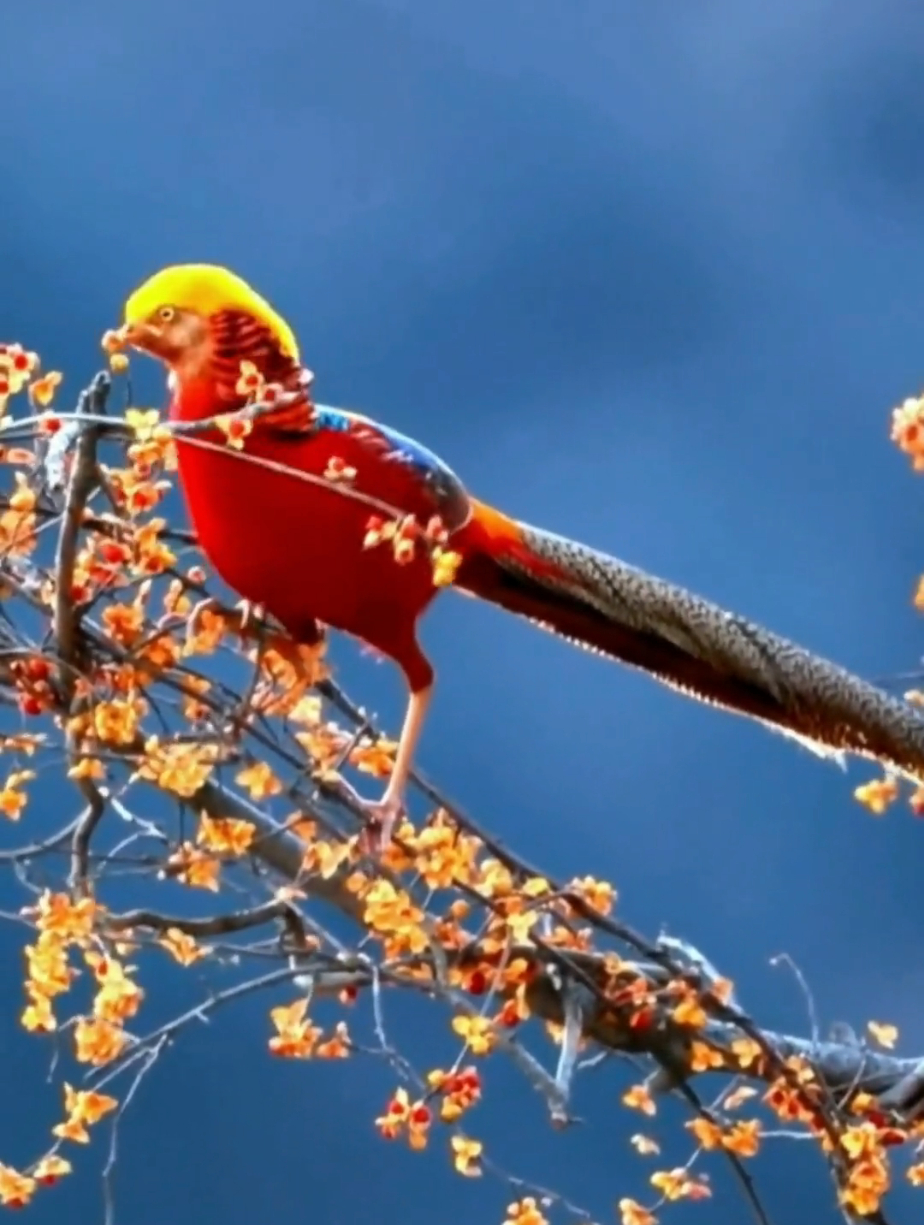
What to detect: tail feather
<box><xmin>456</xmin><ymin>518</ymin><xmax>924</xmax><ymax>784</ymax></box>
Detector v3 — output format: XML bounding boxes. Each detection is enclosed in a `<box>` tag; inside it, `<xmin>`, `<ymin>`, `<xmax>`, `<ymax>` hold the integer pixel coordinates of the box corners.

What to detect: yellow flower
<box><xmin>135</xmin><ymin>737</ymin><xmax>219</xmax><ymax>796</ymax></box>
<box><xmin>85</xmin><ymin>951</ymin><xmax>144</xmax><ymax>1022</ymax></box>
<box><xmin>235</xmin><ymin>360</ymin><xmax>265</xmax><ymax>398</ymax></box>
<box><xmin>622</xmin><ymin>1083</ymin><xmax>656</xmax><ymax>1116</ymax></box>
<box><xmin>650</xmin><ymin>1167</ymin><xmax>711</xmax><ymax>1201</ymax></box>
<box><xmin>33</xmin><ymin>1154</ymin><xmax>72</xmax><ymax>1185</ymax></box>
<box><xmin>197</xmin><ymin>813</ymin><xmax>255</xmax><ymax>856</ymax></box>
<box><xmin>162</xmin><ymin>842</ymin><xmax>221</xmax><ymax>892</ymax></box>
<box><xmin>0</xmin><ymin>1164</ymin><xmax>36</xmax><ymax>1208</ymax></box>
<box><xmin>323</xmin><ymin>456</ymin><xmax>357</xmax><ymax>483</ymax></box>
<box><xmin>0</xmin><ymin>769</ymin><xmax>35</xmax><ymax>820</ymax></box>
<box><xmin>73</xmin><ymin>1016</ymin><xmax>128</xmax><ymax>1066</ymax></box>
<box><xmin>630</xmin><ymin>1135</ymin><xmax>660</xmax><ymax>1156</ymax></box>
<box><xmin>62</xmin><ymin>1082</ymin><xmax>118</xmax><ymax>1125</ymax></box>
<box><xmin>235</xmin><ymin>760</ymin><xmax>282</xmax><ymax>800</ymax></box>
<box><xmin>432</xmin><ymin>547</ymin><xmax>462</xmax><ymax>587</ymax></box>
<box><xmin>25</xmin><ymin>931</ymin><xmax>75</xmax><ymax>998</ymax></box>
<box><xmin>215</xmin><ymin>412</ymin><xmax>254</xmax><ymax>450</ymax></box>
<box><xmin>28</xmin><ymin>370</ymin><xmax>63</xmax><ymax>408</ymax></box>
<box><xmin>25</xmin><ymin>890</ymin><xmax>100</xmax><ymax>941</ymax></box>
<box><xmin>867</xmin><ymin>1020</ymin><xmax>898</xmax><ymax>1049</ymax></box>
<box><xmin>315</xmin><ymin>1021</ymin><xmax>351</xmax><ymax>1059</ymax></box>
<box><xmin>854</xmin><ymin>776</ymin><xmax>899</xmax><ymax>816</ymax></box>
<box><xmin>268</xmin><ymin>997</ymin><xmax>321</xmax><ymax>1059</ymax></box>
<box><xmin>125</xmin><ymin>408</ymin><xmax>162</xmax><ymax>441</ymax></box>
<box><xmin>363</xmin><ymin>880</ymin><xmax>428</xmax><ymax>954</ymax></box>
<box><xmin>503</xmin><ymin>1197</ymin><xmax>548</xmax><ymax>1225</ymax></box>
<box><xmin>451</xmin><ymin>1014</ymin><xmax>495</xmax><ymax>1056</ymax></box>
<box><xmin>451</xmin><ymin>1135</ymin><xmax>483</xmax><ymax>1177</ymax></box>
<box><xmin>159</xmin><ymin>928</ymin><xmax>208</xmax><ymax>966</ymax></box>
<box><xmin>618</xmin><ymin>1199</ymin><xmax>657</xmax><ymax>1225</ymax></box>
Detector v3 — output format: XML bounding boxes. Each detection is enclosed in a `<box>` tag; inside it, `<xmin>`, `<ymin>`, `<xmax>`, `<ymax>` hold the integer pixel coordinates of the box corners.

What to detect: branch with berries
<box><xmin>1</xmin><ymin>351</ymin><xmax>924</xmax><ymax>1224</ymax></box>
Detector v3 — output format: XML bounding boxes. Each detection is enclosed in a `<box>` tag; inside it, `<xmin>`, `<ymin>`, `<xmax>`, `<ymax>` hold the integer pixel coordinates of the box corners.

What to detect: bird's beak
<box><xmin>102</xmin><ymin>321</ymin><xmax>152</xmax><ymax>355</ymax></box>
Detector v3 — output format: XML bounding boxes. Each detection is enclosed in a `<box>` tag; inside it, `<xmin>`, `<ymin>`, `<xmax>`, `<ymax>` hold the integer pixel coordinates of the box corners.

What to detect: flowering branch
<box><xmin>0</xmin><ymin>355</ymin><xmax>920</xmax><ymax>1225</ymax></box>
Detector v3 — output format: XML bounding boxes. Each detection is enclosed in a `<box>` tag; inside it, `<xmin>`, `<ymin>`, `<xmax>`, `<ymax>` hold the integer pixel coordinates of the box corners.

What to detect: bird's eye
<box><xmin>157</xmin><ymin>306</ymin><xmax>176</xmax><ymax>323</ymax></box>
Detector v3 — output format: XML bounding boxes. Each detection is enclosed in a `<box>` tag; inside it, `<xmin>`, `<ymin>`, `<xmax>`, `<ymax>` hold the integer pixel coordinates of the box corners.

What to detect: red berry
<box><xmin>26</xmin><ymin>658</ymin><xmax>49</xmax><ymax>681</ymax></box>
<box><xmin>98</xmin><ymin>541</ymin><xmax>127</xmax><ymax>565</ymax></box>
<box><xmin>880</xmin><ymin>1127</ymin><xmax>906</xmax><ymax>1147</ymax></box>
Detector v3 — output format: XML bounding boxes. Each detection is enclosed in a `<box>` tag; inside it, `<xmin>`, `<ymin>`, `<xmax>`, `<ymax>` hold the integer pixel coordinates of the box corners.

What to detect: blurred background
<box><xmin>4</xmin><ymin>0</ymin><xmax>924</xmax><ymax>1221</ymax></box>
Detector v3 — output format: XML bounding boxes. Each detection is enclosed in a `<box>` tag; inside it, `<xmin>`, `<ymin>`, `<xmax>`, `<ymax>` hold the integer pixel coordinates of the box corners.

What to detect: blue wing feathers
<box><xmin>313</xmin><ymin>404</ymin><xmax>471</xmax><ymax>531</ymax></box>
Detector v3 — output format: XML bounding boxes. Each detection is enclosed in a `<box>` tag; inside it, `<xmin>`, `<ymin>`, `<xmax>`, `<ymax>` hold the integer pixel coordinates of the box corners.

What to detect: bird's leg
<box><xmin>345</xmin><ymin>684</ymin><xmax>432</xmax><ymax>855</ymax></box>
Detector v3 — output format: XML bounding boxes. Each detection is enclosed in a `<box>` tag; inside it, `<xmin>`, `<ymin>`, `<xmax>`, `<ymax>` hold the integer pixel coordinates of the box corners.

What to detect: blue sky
<box><xmin>4</xmin><ymin>1</ymin><xmax>924</xmax><ymax>1221</ymax></box>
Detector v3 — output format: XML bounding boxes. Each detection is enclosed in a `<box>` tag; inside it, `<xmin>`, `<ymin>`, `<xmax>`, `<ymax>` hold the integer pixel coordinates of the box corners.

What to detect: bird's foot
<box><xmin>184</xmin><ymin>596</ymin><xmax>258</xmax><ymax>651</ymax></box>
<box><xmin>184</xmin><ymin>599</ymin><xmax>323</xmax><ymax>700</ymax></box>
<box><xmin>338</xmin><ymin>781</ymin><xmax>404</xmax><ymax>856</ymax></box>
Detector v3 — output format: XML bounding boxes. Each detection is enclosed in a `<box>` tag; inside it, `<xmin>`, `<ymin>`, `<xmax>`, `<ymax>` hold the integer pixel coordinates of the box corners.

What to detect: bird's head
<box><xmin>113</xmin><ymin>264</ymin><xmax>300</xmax><ymax>389</ymax></box>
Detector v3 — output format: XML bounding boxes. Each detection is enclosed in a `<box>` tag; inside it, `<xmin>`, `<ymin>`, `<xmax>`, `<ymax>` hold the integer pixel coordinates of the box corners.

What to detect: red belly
<box><xmin>174</xmin><ymin>427</ymin><xmax>441</xmax><ymax>652</ymax></box>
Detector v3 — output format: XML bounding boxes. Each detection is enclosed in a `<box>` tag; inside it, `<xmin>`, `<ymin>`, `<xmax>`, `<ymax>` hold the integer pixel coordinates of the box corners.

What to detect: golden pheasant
<box><xmin>114</xmin><ymin>264</ymin><xmax>924</xmax><ymax>846</ymax></box>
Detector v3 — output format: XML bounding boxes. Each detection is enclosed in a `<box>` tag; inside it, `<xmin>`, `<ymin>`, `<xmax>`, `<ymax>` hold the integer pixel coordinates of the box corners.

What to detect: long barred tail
<box><xmin>456</xmin><ymin>514</ymin><xmax>924</xmax><ymax>784</ymax></box>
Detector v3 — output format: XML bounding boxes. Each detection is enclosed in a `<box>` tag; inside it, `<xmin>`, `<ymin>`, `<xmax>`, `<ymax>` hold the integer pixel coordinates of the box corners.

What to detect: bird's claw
<box><xmin>187</xmin><ymin>596</ymin><xmax>260</xmax><ymax>636</ymax></box>
<box><xmin>360</xmin><ymin>797</ymin><xmax>404</xmax><ymax>857</ymax></box>
<box><xmin>185</xmin><ymin>594</ymin><xmax>218</xmax><ymax>630</ymax></box>
<box><xmin>337</xmin><ymin>781</ymin><xmax>404</xmax><ymax>856</ymax></box>
<box><xmin>185</xmin><ymin>599</ymin><xmax>315</xmax><ymax>679</ymax></box>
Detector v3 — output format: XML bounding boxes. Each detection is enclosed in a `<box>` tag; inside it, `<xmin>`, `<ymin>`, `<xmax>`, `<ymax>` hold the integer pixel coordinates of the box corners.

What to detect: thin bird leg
<box><xmin>344</xmin><ymin>684</ymin><xmax>432</xmax><ymax>854</ymax></box>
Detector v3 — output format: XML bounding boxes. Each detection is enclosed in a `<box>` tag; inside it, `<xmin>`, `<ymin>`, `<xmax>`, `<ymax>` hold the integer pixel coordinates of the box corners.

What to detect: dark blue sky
<box><xmin>4</xmin><ymin>1</ymin><xmax>924</xmax><ymax>1221</ymax></box>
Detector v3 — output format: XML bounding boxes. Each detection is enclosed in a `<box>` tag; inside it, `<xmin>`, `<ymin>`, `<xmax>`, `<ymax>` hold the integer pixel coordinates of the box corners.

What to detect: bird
<box><xmin>114</xmin><ymin>263</ymin><xmax>924</xmax><ymax>847</ymax></box>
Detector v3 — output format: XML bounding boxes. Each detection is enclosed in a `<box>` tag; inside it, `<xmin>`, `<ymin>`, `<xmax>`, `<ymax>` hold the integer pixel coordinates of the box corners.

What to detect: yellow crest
<box><xmin>123</xmin><ymin>264</ymin><xmax>299</xmax><ymax>359</ymax></box>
